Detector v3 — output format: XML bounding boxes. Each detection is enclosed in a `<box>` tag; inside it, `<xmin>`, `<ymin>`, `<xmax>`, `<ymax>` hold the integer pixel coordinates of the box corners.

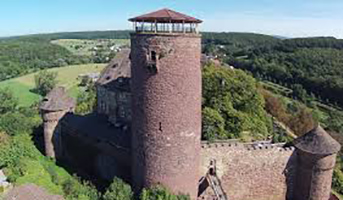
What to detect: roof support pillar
<box><xmin>154</xmin><ymin>20</ymin><xmax>157</xmax><ymax>33</ymax></box>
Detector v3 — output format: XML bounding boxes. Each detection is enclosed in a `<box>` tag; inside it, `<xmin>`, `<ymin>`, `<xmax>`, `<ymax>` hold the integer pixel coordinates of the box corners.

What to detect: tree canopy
<box><xmin>202</xmin><ymin>65</ymin><xmax>272</xmax><ymax>141</ymax></box>
<box><xmin>34</xmin><ymin>70</ymin><xmax>58</xmax><ymax>96</ymax></box>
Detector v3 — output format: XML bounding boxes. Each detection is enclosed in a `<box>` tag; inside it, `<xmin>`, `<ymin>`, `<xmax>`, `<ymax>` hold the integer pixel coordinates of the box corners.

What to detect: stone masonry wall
<box><xmin>60</xmin><ymin>122</ymin><xmax>131</xmax><ymax>183</ymax></box>
<box><xmin>97</xmin><ymin>85</ymin><xmax>132</xmax><ymax>125</ymax></box>
<box><xmin>200</xmin><ymin>142</ymin><xmax>297</xmax><ymax>200</ymax></box>
<box><xmin>294</xmin><ymin>151</ymin><xmax>337</xmax><ymax>200</ymax></box>
<box><xmin>42</xmin><ymin>110</ymin><xmax>69</xmax><ymax>158</ymax></box>
<box><xmin>131</xmin><ymin>33</ymin><xmax>202</xmax><ymax>199</ymax></box>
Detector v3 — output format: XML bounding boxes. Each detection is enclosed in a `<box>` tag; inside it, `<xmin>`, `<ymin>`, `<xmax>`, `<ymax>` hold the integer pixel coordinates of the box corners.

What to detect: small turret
<box><xmin>293</xmin><ymin>125</ymin><xmax>341</xmax><ymax>200</ymax></box>
<box><xmin>39</xmin><ymin>87</ymin><xmax>75</xmax><ymax>158</ymax></box>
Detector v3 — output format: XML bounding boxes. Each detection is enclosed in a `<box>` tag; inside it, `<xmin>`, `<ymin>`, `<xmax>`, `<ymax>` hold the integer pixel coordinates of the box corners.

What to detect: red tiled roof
<box><xmin>129</xmin><ymin>8</ymin><xmax>202</xmax><ymax>23</ymax></box>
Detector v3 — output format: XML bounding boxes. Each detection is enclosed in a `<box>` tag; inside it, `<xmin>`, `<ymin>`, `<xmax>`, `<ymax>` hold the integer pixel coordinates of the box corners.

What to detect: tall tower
<box><xmin>293</xmin><ymin>125</ymin><xmax>341</xmax><ymax>200</ymax></box>
<box><xmin>129</xmin><ymin>9</ymin><xmax>203</xmax><ymax>198</ymax></box>
<box><xmin>39</xmin><ymin>87</ymin><xmax>75</xmax><ymax>158</ymax></box>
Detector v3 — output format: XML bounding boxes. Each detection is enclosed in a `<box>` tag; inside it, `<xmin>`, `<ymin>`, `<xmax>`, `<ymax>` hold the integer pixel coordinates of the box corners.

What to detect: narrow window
<box><xmin>151</xmin><ymin>51</ymin><xmax>157</xmax><ymax>62</ymax></box>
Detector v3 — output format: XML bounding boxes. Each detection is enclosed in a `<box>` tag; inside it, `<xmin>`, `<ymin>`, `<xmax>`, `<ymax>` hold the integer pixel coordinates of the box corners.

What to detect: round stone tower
<box><xmin>129</xmin><ymin>9</ymin><xmax>202</xmax><ymax>199</ymax></box>
<box><xmin>39</xmin><ymin>87</ymin><xmax>75</xmax><ymax>158</ymax></box>
<box><xmin>293</xmin><ymin>125</ymin><xmax>341</xmax><ymax>200</ymax></box>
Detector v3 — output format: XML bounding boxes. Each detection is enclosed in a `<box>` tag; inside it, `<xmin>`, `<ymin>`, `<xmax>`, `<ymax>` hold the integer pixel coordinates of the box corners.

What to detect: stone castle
<box><xmin>39</xmin><ymin>9</ymin><xmax>341</xmax><ymax>200</ymax></box>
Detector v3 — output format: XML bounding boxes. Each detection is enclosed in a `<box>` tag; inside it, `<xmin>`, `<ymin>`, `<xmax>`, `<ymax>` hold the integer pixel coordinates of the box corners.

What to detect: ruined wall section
<box><xmin>97</xmin><ymin>86</ymin><xmax>116</xmax><ymax>116</ymax></box>
<box><xmin>42</xmin><ymin>110</ymin><xmax>69</xmax><ymax>158</ymax></box>
<box><xmin>97</xmin><ymin>85</ymin><xmax>132</xmax><ymax>126</ymax></box>
<box><xmin>200</xmin><ymin>142</ymin><xmax>297</xmax><ymax>200</ymax></box>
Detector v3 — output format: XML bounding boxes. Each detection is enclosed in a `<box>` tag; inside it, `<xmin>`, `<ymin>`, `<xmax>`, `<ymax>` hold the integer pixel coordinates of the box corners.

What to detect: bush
<box><xmin>0</xmin><ymin>134</ymin><xmax>39</xmax><ymax>170</ymax></box>
<box><xmin>62</xmin><ymin>175</ymin><xmax>100</xmax><ymax>200</ymax></box>
<box><xmin>34</xmin><ymin>70</ymin><xmax>58</xmax><ymax>96</ymax></box>
<box><xmin>140</xmin><ymin>186</ymin><xmax>190</xmax><ymax>200</ymax></box>
<box><xmin>75</xmin><ymin>84</ymin><xmax>96</xmax><ymax>115</ymax></box>
<box><xmin>15</xmin><ymin>159</ymin><xmax>64</xmax><ymax>195</ymax></box>
<box><xmin>0</xmin><ymin>112</ymin><xmax>36</xmax><ymax>136</ymax></box>
<box><xmin>333</xmin><ymin>168</ymin><xmax>343</xmax><ymax>195</ymax></box>
<box><xmin>103</xmin><ymin>177</ymin><xmax>133</xmax><ymax>200</ymax></box>
<box><xmin>0</xmin><ymin>88</ymin><xmax>18</xmax><ymax>114</ymax></box>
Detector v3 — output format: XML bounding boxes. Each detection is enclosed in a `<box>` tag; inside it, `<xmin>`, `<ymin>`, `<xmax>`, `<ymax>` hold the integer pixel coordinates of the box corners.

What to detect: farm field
<box><xmin>0</xmin><ymin>64</ymin><xmax>106</xmax><ymax>107</ymax></box>
<box><xmin>51</xmin><ymin>39</ymin><xmax>130</xmax><ymax>56</ymax></box>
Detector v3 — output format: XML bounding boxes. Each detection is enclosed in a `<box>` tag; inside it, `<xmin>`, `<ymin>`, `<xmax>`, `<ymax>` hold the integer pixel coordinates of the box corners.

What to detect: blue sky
<box><xmin>1</xmin><ymin>0</ymin><xmax>343</xmax><ymax>38</ymax></box>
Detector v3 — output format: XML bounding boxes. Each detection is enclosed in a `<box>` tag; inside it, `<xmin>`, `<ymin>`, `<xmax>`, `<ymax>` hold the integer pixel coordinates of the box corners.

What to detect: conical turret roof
<box><xmin>293</xmin><ymin>125</ymin><xmax>341</xmax><ymax>155</ymax></box>
<box><xmin>39</xmin><ymin>87</ymin><xmax>75</xmax><ymax>112</ymax></box>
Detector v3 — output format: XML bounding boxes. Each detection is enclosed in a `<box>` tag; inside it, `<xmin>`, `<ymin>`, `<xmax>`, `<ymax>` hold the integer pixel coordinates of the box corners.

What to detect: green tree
<box><xmin>62</xmin><ymin>176</ymin><xmax>100</xmax><ymax>200</ymax></box>
<box><xmin>34</xmin><ymin>70</ymin><xmax>58</xmax><ymax>96</ymax></box>
<box><xmin>79</xmin><ymin>76</ymin><xmax>93</xmax><ymax>87</ymax></box>
<box><xmin>202</xmin><ymin>64</ymin><xmax>272</xmax><ymax>141</ymax></box>
<box><xmin>75</xmin><ymin>84</ymin><xmax>96</xmax><ymax>115</ymax></box>
<box><xmin>140</xmin><ymin>186</ymin><xmax>190</xmax><ymax>200</ymax></box>
<box><xmin>0</xmin><ymin>112</ymin><xmax>35</xmax><ymax>136</ymax></box>
<box><xmin>103</xmin><ymin>177</ymin><xmax>133</xmax><ymax>200</ymax></box>
<box><xmin>202</xmin><ymin>107</ymin><xmax>226</xmax><ymax>141</ymax></box>
<box><xmin>292</xmin><ymin>84</ymin><xmax>308</xmax><ymax>103</ymax></box>
<box><xmin>0</xmin><ymin>88</ymin><xmax>18</xmax><ymax>114</ymax></box>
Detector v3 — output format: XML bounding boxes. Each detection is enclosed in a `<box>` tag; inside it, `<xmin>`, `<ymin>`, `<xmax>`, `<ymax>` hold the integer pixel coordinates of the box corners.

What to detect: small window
<box><xmin>151</xmin><ymin>51</ymin><xmax>157</xmax><ymax>62</ymax></box>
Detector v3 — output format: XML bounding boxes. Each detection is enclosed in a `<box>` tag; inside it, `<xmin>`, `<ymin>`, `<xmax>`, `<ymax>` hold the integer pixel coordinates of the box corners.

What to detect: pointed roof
<box><xmin>129</xmin><ymin>8</ymin><xmax>202</xmax><ymax>23</ymax></box>
<box><xmin>293</xmin><ymin>125</ymin><xmax>341</xmax><ymax>155</ymax></box>
<box><xmin>97</xmin><ymin>49</ymin><xmax>131</xmax><ymax>87</ymax></box>
<box><xmin>39</xmin><ymin>87</ymin><xmax>75</xmax><ymax>111</ymax></box>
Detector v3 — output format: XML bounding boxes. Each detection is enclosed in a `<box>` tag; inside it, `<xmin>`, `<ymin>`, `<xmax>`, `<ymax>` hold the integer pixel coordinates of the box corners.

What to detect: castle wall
<box><xmin>97</xmin><ymin>86</ymin><xmax>117</xmax><ymax>117</ymax></box>
<box><xmin>200</xmin><ymin>142</ymin><xmax>297</xmax><ymax>200</ymax></box>
<box><xmin>131</xmin><ymin>33</ymin><xmax>202</xmax><ymax>199</ymax></box>
<box><xmin>60</xmin><ymin>121</ymin><xmax>131</xmax><ymax>183</ymax></box>
<box><xmin>97</xmin><ymin>85</ymin><xmax>132</xmax><ymax>125</ymax></box>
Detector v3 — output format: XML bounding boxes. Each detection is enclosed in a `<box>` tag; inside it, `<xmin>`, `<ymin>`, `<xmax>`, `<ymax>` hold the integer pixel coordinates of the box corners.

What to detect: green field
<box><xmin>0</xmin><ymin>64</ymin><xmax>106</xmax><ymax>107</ymax></box>
<box><xmin>51</xmin><ymin>39</ymin><xmax>130</xmax><ymax>56</ymax></box>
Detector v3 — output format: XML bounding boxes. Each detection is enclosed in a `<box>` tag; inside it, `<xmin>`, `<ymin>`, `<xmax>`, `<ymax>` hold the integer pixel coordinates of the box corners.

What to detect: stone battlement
<box><xmin>201</xmin><ymin>140</ymin><xmax>295</xmax><ymax>152</ymax></box>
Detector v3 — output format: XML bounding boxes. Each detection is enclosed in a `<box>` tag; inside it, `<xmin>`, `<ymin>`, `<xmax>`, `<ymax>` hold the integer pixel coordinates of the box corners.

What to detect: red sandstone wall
<box><xmin>294</xmin><ymin>151</ymin><xmax>336</xmax><ymax>200</ymax></box>
<box><xmin>42</xmin><ymin>110</ymin><xmax>68</xmax><ymax>158</ymax></box>
<box><xmin>200</xmin><ymin>143</ymin><xmax>297</xmax><ymax>200</ymax></box>
<box><xmin>130</xmin><ymin>33</ymin><xmax>202</xmax><ymax>199</ymax></box>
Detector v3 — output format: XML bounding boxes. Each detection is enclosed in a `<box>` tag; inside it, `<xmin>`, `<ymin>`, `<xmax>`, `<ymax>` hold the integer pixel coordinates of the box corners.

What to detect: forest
<box><xmin>219</xmin><ymin>36</ymin><xmax>343</xmax><ymax>107</ymax></box>
<box><xmin>0</xmin><ymin>38</ymin><xmax>90</xmax><ymax>81</ymax></box>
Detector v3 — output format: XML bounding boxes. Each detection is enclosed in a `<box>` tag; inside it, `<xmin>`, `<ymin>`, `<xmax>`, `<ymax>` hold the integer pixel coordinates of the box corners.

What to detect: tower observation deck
<box><xmin>129</xmin><ymin>9</ymin><xmax>202</xmax><ymax>34</ymax></box>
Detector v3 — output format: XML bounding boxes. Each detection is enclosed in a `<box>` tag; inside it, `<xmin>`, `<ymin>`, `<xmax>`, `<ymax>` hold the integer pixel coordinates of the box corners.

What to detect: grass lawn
<box><xmin>0</xmin><ymin>64</ymin><xmax>106</xmax><ymax>107</ymax></box>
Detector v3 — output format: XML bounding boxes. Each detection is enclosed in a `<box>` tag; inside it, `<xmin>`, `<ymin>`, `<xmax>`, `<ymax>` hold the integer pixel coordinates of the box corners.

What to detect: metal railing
<box><xmin>134</xmin><ymin>23</ymin><xmax>199</xmax><ymax>34</ymax></box>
